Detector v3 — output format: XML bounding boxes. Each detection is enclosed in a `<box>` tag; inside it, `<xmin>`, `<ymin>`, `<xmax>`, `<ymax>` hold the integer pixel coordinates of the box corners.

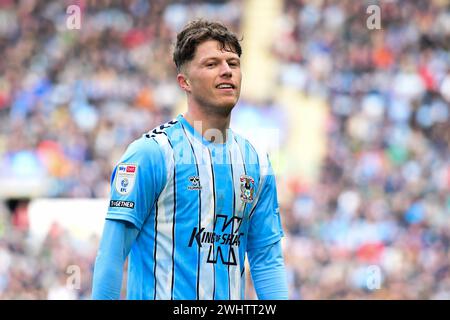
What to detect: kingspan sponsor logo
<box><xmin>188</xmin><ymin>215</ymin><xmax>244</xmax><ymax>266</ymax></box>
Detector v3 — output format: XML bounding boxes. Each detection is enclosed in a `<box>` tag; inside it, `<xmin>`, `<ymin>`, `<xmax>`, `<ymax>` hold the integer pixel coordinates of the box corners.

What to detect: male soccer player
<box><xmin>92</xmin><ymin>19</ymin><xmax>288</xmax><ymax>300</ymax></box>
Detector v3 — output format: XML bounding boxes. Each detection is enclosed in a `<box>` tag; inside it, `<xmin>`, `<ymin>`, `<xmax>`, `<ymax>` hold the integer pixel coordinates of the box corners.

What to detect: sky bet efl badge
<box><xmin>240</xmin><ymin>175</ymin><xmax>255</xmax><ymax>203</ymax></box>
<box><xmin>115</xmin><ymin>164</ymin><xmax>137</xmax><ymax>195</ymax></box>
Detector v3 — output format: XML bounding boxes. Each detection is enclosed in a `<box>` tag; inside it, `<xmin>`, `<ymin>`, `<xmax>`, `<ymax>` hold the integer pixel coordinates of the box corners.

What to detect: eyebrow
<box><xmin>200</xmin><ymin>57</ymin><xmax>240</xmax><ymax>64</ymax></box>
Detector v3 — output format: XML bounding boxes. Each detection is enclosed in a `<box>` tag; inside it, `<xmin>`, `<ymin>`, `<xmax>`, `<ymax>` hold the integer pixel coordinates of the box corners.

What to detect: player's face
<box><xmin>183</xmin><ymin>40</ymin><xmax>242</xmax><ymax>115</ymax></box>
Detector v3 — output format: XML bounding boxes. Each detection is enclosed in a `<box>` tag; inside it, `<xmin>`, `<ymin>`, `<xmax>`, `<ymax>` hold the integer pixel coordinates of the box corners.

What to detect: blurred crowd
<box><xmin>0</xmin><ymin>0</ymin><xmax>449</xmax><ymax>299</ymax></box>
<box><xmin>0</xmin><ymin>199</ymin><xmax>97</xmax><ymax>299</ymax></box>
<box><xmin>277</xmin><ymin>0</ymin><xmax>450</xmax><ymax>299</ymax></box>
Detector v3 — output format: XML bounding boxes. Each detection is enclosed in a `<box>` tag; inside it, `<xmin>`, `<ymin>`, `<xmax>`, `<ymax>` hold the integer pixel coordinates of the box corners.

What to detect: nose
<box><xmin>219</xmin><ymin>61</ymin><xmax>232</xmax><ymax>78</ymax></box>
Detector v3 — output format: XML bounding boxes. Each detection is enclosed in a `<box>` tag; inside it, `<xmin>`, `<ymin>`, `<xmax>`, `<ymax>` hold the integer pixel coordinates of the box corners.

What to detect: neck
<box><xmin>184</xmin><ymin>107</ymin><xmax>231</xmax><ymax>144</ymax></box>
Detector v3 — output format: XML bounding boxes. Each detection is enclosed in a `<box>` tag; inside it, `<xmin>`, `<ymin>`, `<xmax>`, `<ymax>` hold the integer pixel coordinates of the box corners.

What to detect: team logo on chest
<box><xmin>188</xmin><ymin>175</ymin><xmax>202</xmax><ymax>190</ymax></box>
<box><xmin>240</xmin><ymin>175</ymin><xmax>255</xmax><ymax>203</ymax></box>
<box><xmin>115</xmin><ymin>164</ymin><xmax>137</xmax><ymax>195</ymax></box>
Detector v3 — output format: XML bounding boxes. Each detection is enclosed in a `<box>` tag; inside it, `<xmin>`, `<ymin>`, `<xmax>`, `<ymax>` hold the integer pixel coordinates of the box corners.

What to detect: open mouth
<box><xmin>216</xmin><ymin>83</ymin><xmax>235</xmax><ymax>90</ymax></box>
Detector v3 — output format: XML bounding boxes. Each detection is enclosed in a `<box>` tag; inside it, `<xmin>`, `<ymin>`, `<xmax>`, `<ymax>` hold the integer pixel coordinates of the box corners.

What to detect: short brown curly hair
<box><xmin>173</xmin><ymin>19</ymin><xmax>242</xmax><ymax>72</ymax></box>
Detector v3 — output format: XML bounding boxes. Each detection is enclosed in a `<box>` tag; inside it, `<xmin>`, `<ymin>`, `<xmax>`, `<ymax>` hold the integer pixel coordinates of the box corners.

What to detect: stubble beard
<box><xmin>196</xmin><ymin>94</ymin><xmax>237</xmax><ymax>118</ymax></box>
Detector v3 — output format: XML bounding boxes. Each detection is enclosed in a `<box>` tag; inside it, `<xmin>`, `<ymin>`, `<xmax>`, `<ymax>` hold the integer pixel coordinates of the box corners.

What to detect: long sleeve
<box><xmin>248</xmin><ymin>239</ymin><xmax>288</xmax><ymax>300</ymax></box>
<box><xmin>91</xmin><ymin>219</ymin><xmax>139</xmax><ymax>299</ymax></box>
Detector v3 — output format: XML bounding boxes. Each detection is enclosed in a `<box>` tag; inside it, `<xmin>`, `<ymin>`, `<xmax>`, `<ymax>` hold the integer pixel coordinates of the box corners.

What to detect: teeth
<box><xmin>217</xmin><ymin>84</ymin><xmax>233</xmax><ymax>89</ymax></box>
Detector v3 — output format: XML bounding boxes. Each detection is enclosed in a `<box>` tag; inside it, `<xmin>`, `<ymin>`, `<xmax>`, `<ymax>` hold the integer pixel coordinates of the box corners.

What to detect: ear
<box><xmin>177</xmin><ymin>73</ymin><xmax>191</xmax><ymax>93</ymax></box>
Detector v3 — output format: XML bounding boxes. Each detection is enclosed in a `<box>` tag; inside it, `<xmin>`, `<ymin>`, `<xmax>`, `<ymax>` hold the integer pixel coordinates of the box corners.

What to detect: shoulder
<box><xmin>125</xmin><ymin>134</ymin><xmax>161</xmax><ymax>158</ymax></box>
<box><xmin>144</xmin><ymin>117</ymin><xmax>181</xmax><ymax>144</ymax></box>
<box><xmin>127</xmin><ymin>117</ymin><xmax>181</xmax><ymax>152</ymax></box>
<box><xmin>232</xmin><ymin>131</ymin><xmax>270</xmax><ymax>174</ymax></box>
<box><xmin>122</xmin><ymin>117</ymin><xmax>179</xmax><ymax>162</ymax></box>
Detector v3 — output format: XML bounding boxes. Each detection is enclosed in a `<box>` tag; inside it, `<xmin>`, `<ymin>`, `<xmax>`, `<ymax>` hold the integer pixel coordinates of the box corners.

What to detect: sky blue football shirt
<box><xmin>106</xmin><ymin>114</ymin><xmax>284</xmax><ymax>300</ymax></box>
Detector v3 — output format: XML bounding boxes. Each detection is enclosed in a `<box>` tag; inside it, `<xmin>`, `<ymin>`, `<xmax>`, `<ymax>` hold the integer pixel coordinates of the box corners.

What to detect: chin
<box><xmin>220</xmin><ymin>101</ymin><xmax>237</xmax><ymax>110</ymax></box>
<box><xmin>213</xmin><ymin>103</ymin><xmax>235</xmax><ymax>116</ymax></box>
<box><xmin>219</xmin><ymin>97</ymin><xmax>238</xmax><ymax>109</ymax></box>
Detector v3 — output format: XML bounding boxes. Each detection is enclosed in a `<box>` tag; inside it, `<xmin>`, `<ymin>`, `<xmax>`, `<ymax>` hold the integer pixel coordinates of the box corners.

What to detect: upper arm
<box><xmin>246</xmin><ymin>156</ymin><xmax>284</xmax><ymax>250</ymax></box>
<box><xmin>247</xmin><ymin>240</ymin><xmax>288</xmax><ymax>300</ymax></box>
<box><xmin>106</xmin><ymin>137</ymin><xmax>166</xmax><ymax>230</ymax></box>
<box><xmin>92</xmin><ymin>219</ymin><xmax>139</xmax><ymax>299</ymax></box>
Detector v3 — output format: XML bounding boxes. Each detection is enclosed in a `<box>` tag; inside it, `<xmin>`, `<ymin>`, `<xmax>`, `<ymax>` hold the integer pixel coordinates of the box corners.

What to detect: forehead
<box><xmin>193</xmin><ymin>40</ymin><xmax>240</xmax><ymax>62</ymax></box>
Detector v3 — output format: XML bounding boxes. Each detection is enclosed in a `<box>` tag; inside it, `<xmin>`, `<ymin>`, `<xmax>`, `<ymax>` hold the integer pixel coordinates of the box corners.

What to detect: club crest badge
<box><xmin>115</xmin><ymin>164</ymin><xmax>137</xmax><ymax>195</ymax></box>
<box><xmin>240</xmin><ymin>175</ymin><xmax>255</xmax><ymax>203</ymax></box>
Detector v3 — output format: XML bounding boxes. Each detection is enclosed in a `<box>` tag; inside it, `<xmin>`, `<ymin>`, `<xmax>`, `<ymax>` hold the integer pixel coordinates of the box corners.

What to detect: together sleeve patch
<box><xmin>110</xmin><ymin>200</ymin><xmax>135</xmax><ymax>209</ymax></box>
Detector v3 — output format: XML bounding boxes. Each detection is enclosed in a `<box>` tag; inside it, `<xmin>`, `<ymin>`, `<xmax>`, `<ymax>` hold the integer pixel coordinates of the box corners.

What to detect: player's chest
<box><xmin>162</xmin><ymin>159</ymin><xmax>259</xmax><ymax>222</ymax></box>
